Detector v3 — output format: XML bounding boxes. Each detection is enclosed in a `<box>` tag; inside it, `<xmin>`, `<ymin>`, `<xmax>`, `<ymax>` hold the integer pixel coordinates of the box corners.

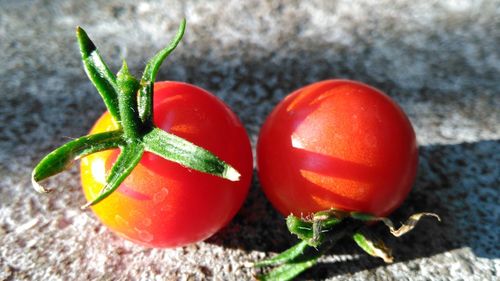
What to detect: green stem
<box><xmin>117</xmin><ymin>61</ymin><xmax>141</xmax><ymax>139</ymax></box>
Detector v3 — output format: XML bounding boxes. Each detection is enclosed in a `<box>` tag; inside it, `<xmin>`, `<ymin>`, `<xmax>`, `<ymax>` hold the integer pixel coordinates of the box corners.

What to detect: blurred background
<box><xmin>0</xmin><ymin>0</ymin><xmax>498</xmax><ymax>280</ymax></box>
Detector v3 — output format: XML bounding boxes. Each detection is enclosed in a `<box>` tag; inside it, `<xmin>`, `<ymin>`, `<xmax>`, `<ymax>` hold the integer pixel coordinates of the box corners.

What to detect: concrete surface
<box><xmin>0</xmin><ymin>0</ymin><xmax>499</xmax><ymax>280</ymax></box>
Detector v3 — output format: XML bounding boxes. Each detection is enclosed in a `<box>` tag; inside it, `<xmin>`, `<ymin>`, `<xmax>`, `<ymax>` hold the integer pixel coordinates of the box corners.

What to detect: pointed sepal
<box><xmin>32</xmin><ymin>130</ymin><xmax>124</xmax><ymax>193</ymax></box>
<box><xmin>138</xmin><ymin>19</ymin><xmax>186</xmax><ymax>125</ymax></box>
<box><xmin>81</xmin><ymin>142</ymin><xmax>144</xmax><ymax>208</ymax></box>
<box><xmin>141</xmin><ymin>18</ymin><xmax>186</xmax><ymax>85</ymax></box>
<box><xmin>353</xmin><ymin>231</ymin><xmax>394</xmax><ymax>263</ymax></box>
<box><xmin>256</xmin><ymin>255</ymin><xmax>319</xmax><ymax>281</ymax></box>
<box><xmin>76</xmin><ymin>27</ymin><xmax>121</xmax><ymax>122</ymax></box>
<box><xmin>350</xmin><ymin>212</ymin><xmax>441</xmax><ymax>237</ymax></box>
<box><xmin>143</xmin><ymin>127</ymin><xmax>240</xmax><ymax>181</ymax></box>
<box><xmin>254</xmin><ymin>241</ymin><xmax>310</xmax><ymax>268</ymax></box>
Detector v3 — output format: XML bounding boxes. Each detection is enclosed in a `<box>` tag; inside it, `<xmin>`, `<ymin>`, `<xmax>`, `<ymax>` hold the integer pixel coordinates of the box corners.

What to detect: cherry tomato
<box><xmin>81</xmin><ymin>81</ymin><xmax>253</xmax><ymax>247</ymax></box>
<box><xmin>257</xmin><ymin>80</ymin><xmax>418</xmax><ymax>217</ymax></box>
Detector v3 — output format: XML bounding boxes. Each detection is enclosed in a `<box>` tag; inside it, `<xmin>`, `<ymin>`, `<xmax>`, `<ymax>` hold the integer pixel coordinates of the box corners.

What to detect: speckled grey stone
<box><xmin>0</xmin><ymin>0</ymin><xmax>499</xmax><ymax>280</ymax></box>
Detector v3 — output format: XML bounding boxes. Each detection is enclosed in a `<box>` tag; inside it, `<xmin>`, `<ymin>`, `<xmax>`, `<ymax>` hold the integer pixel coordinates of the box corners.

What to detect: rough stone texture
<box><xmin>1</xmin><ymin>0</ymin><xmax>499</xmax><ymax>280</ymax></box>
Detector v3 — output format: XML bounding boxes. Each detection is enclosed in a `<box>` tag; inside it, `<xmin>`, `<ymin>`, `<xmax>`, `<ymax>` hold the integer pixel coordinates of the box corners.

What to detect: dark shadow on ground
<box><xmin>207</xmin><ymin>139</ymin><xmax>499</xmax><ymax>278</ymax></box>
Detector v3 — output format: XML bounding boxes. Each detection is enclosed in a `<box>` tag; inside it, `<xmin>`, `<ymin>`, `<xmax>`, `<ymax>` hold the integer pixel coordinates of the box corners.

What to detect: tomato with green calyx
<box><xmin>32</xmin><ymin>20</ymin><xmax>253</xmax><ymax>248</ymax></box>
<box><xmin>82</xmin><ymin>81</ymin><xmax>252</xmax><ymax>247</ymax></box>
<box><xmin>255</xmin><ymin>80</ymin><xmax>439</xmax><ymax>281</ymax></box>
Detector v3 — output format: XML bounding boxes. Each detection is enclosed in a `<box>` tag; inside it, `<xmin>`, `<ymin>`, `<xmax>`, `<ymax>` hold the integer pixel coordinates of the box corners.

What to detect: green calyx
<box><xmin>255</xmin><ymin>209</ymin><xmax>440</xmax><ymax>281</ymax></box>
<box><xmin>32</xmin><ymin>19</ymin><xmax>241</xmax><ymax>209</ymax></box>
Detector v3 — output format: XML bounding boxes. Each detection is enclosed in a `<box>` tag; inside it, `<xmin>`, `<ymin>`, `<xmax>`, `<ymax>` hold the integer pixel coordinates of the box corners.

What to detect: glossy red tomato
<box><xmin>81</xmin><ymin>81</ymin><xmax>253</xmax><ymax>247</ymax></box>
<box><xmin>257</xmin><ymin>80</ymin><xmax>418</xmax><ymax>217</ymax></box>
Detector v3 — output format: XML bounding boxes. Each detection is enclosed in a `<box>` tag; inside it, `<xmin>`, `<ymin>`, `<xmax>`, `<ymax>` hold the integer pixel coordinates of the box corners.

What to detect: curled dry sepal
<box><xmin>31</xmin><ymin>19</ymin><xmax>240</xmax><ymax>209</ymax></box>
<box><xmin>255</xmin><ymin>209</ymin><xmax>440</xmax><ymax>281</ymax></box>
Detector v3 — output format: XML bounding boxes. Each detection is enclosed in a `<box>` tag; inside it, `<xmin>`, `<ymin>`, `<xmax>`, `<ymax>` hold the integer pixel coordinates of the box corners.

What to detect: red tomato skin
<box><xmin>257</xmin><ymin>80</ymin><xmax>418</xmax><ymax>217</ymax></box>
<box><xmin>81</xmin><ymin>81</ymin><xmax>253</xmax><ymax>248</ymax></box>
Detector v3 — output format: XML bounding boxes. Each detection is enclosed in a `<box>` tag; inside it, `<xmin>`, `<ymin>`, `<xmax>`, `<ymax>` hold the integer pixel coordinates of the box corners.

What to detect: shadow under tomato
<box><xmin>207</xmin><ymin>139</ymin><xmax>499</xmax><ymax>279</ymax></box>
